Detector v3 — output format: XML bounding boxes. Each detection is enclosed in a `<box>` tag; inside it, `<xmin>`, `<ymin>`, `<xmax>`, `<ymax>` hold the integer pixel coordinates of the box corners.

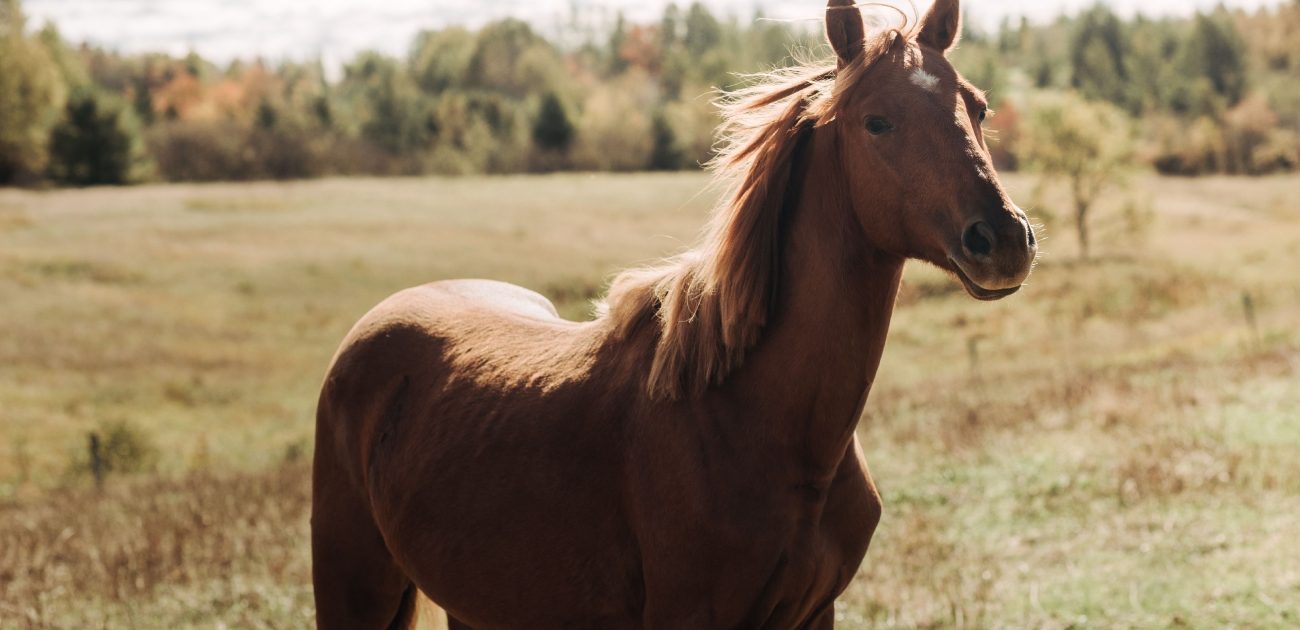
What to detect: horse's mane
<box><xmin>598</xmin><ymin>31</ymin><xmax>906</xmax><ymax>401</ymax></box>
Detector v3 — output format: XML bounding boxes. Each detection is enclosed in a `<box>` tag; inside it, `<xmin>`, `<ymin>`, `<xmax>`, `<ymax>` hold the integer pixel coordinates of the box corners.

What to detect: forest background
<box><xmin>2</xmin><ymin>0</ymin><xmax>1298</xmax><ymax>186</ymax></box>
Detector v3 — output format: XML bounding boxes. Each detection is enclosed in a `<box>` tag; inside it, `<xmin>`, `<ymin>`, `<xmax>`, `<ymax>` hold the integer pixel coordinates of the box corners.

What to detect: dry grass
<box><xmin>1</xmin><ymin>463</ymin><xmax>312</xmax><ymax>628</ymax></box>
<box><xmin>1</xmin><ymin>172</ymin><xmax>1298</xmax><ymax>626</ymax></box>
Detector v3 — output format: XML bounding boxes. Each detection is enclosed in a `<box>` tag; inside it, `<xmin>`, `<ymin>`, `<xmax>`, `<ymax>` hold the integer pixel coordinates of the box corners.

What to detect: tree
<box><xmin>1069</xmin><ymin>5</ymin><xmax>1133</xmax><ymax>111</ymax></box>
<box><xmin>660</xmin><ymin>3</ymin><xmax>682</xmax><ymax>49</ymax></box>
<box><xmin>340</xmin><ymin>52</ymin><xmax>432</xmax><ymax>156</ymax></box>
<box><xmin>606</xmin><ymin>12</ymin><xmax>629</xmax><ymax>76</ymax></box>
<box><xmin>410</xmin><ymin>27</ymin><xmax>475</xmax><ymax>94</ymax></box>
<box><xmin>683</xmin><ymin>2</ymin><xmax>722</xmax><ymax>57</ymax></box>
<box><xmin>951</xmin><ymin>43</ymin><xmax>1006</xmax><ymax>106</ymax></box>
<box><xmin>1123</xmin><ymin>17</ymin><xmax>1182</xmax><ymax>113</ymax></box>
<box><xmin>1179</xmin><ymin>13</ymin><xmax>1248</xmax><ymax>109</ymax></box>
<box><xmin>47</xmin><ymin>88</ymin><xmax>147</xmax><ymax>185</ymax></box>
<box><xmin>532</xmin><ymin>92</ymin><xmax>574</xmax><ymax>153</ymax></box>
<box><xmin>1021</xmin><ymin>92</ymin><xmax>1135</xmax><ymax>259</ymax></box>
<box><xmin>255</xmin><ymin>98</ymin><xmax>278</xmax><ymax>130</ymax></box>
<box><xmin>648</xmin><ymin>109</ymin><xmax>684</xmax><ymax>170</ymax></box>
<box><xmin>466</xmin><ymin>19</ymin><xmax>561</xmax><ymax>98</ymax></box>
<box><xmin>0</xmin><ymin>0</ymin><xmax>64</xmax><ymax>183</ymax></box>
<box><xmin>572</xmin><ymin>76</ymin><xmax>654</xmax><ymax>171</ymax></box>
<box><xmin>37</xmin><ymin>24</ymin><xmax>88</xmax><ymax>89</ymax></box>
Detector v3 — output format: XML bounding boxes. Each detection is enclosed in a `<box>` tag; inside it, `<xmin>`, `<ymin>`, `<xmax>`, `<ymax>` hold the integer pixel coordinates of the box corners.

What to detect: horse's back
<box><xmin>420</xmin><ymin>278</ymin><xmax>561</xmax><ymax>320</ymax></box>
<box><xmin>344</xmin><ymin>278</ymin><xmax>564</xmax><ymax>346</ymax></box>
<box><xmin>325</xmin><ymin>278</ymin><xmax>571</xmax><ymax>392</ymax></box>
<box><xmin>316</xmin><ymin>278</ymin><xmax>593</xmax><ymax>474</ymax></box>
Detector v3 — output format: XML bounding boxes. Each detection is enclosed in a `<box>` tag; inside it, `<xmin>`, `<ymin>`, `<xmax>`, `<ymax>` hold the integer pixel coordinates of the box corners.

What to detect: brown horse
<box><xmin>312</xmin><ymin>0</ymin><xmax>1037</xmax><ymax>627</ymax></box>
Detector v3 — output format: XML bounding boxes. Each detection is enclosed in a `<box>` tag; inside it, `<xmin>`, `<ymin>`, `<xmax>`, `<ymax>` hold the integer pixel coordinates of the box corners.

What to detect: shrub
<box><xmin>246</xmin><ymin>124</ymin><xmax>327</xmax><ymax>180</ymax></box>
<box><xmin>96</xmin><ymin>420</ymin><xmax>160</xmax><ymax>474</ymax></box>
<box><xmin>68</xmin><ymin>419</ymin><xmax>161</xmax><ymax>481</ymax></box>
<box><xmin>572</xmin><ymin>74</ymin><xmax>654</xmax><ymax>171</ymax></box>
<box><xmin>662</xmin><ymin>93</ymin><xmax>719</xmax><ymax>168</ymax></box>
<box><xmin>1222</xmin><ymin>94</ymin><xmax>1297</xmax><ymax>174</ymax></box>
<box><xmin>147</xmin><ymin>119</ymin><xmax>251</xmax><ymax>181</ymax></box>
<box><xmin>1151</xmin><ymin>115</ymin><xmax>1226</xmax><ymax>176</ymax></box>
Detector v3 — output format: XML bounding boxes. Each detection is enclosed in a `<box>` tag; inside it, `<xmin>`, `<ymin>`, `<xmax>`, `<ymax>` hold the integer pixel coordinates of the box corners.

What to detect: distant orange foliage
<box><xmin>619</xmin><ymin>25</ymin><xmax>662</xmax><ymax>74</ymax></box>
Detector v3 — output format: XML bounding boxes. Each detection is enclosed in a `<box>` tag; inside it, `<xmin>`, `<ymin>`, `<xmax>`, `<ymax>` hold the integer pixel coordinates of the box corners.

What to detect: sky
<box><xmin>22</xmin><ymin>0</ymin><xmax>1286</xmax><ymax>69</ymax></box>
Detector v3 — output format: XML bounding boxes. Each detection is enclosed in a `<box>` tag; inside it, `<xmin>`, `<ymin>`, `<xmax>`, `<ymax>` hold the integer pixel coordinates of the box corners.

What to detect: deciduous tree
<box><xmin>1021</xmin><ymin>92</ymin><xmax>1135</xmax><ymax>259</ymax></box>
<box><xmin>0</xmin><ymin>0</ymin><xmax>64</xmax><ymax>183</ymax></box>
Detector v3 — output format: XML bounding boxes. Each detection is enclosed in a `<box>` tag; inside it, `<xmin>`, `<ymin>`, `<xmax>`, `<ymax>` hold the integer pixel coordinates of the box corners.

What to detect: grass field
<box><xmin>1</xmin><ymin>172</ymin><xmax>1298</xmax><ymax>627</ymax></box>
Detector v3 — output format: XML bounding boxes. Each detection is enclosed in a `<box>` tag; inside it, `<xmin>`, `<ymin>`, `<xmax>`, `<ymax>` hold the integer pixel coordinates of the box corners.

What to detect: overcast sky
<box><xmin>23</xmin><ymin>0</ymin><xmax>1285</xmax><ymax>68</ymax></box>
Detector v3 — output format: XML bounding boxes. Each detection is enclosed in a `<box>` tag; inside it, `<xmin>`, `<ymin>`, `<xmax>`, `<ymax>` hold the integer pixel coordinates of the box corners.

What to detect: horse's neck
<box><xmin>727</xmin><ymin>131</ymin><xmax>904</xmax><ymax>479</ymax></box>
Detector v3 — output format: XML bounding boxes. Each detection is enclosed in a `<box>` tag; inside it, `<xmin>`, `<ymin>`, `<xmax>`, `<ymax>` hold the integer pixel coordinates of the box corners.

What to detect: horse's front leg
<box><xmin>801</xmin><ymin>605</ymin><xmax>836</xmax><ymax>630</ymax></box>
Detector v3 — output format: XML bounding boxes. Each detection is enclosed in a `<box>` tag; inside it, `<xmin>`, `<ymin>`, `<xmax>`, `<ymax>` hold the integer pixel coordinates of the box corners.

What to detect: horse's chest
<box><xmin>762</xmin><ymin>492</ymin><xmax>877</xmax><ymax>625</ymax></box>
<box><xmin>634</xmin><ymin>440</ymin><xmax>882</xmax><ymax>627</ymax></box>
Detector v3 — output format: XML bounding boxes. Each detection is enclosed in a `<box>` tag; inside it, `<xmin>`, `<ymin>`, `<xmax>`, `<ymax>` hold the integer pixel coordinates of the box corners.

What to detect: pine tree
<box><xmin>1181</xmin><ymin>13</ymin><xmax>1248</xmax><ymax>107</ymax></box>
<box><xmin>648</xmin><ymin>110</ymin><xmax>684</xmax><ymax>170</ymax></box>
<box><xmin>47</xmin><ymin>89</ymin><xmax>144</xmax><ymax>185</ymax></box>
<box><xmin>1069</xmin><ymin>6</ymin><xmax>1133</xmax><ymax>111</ymax></box>
<box><xmin>607</xmin><ymin>12</ymin><xmax>629</xmax><ymax>76</ymax></box>
<box><xmin>532</xmin><ymin>92</ymin><xmax>574</xmax><ymax>153</ymax></box>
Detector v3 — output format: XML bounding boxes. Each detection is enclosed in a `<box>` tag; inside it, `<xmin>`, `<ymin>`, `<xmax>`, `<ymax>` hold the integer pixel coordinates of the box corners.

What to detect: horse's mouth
<box><xmin>948</xmin><ymin>259</ymin><xmax>1021</xmax><ymax>301</ymax></box>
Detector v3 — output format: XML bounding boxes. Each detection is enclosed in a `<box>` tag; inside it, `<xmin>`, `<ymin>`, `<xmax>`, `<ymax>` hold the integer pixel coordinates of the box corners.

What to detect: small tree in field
<box><xmin>1021</xmin><ymin>91</ymin><xmax>1135</xmax><ymax>259</ymax></box>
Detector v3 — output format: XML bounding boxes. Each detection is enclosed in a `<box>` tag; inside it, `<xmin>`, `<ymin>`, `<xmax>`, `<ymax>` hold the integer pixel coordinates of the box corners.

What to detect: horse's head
<box><xmin>825</xmin><ymin>0</ymin><xmax>1036</xmax><ymax>299</ymax></box>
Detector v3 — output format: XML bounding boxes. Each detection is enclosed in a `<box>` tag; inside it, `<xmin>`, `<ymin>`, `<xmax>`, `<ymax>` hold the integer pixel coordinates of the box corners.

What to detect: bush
<box><xmin>246</xmin><ymin>124</ymin><xmax>327</xmax><ymax>180</ymax></box>
<box><xmin>147</xmin><ymin>120</ymin><xmax>251</xmax><ymax>181</ymax></box>
<box><xmin>147</xmin><ymin>117</ymin><xmax>328</xmax><ymax>182</ymax></box>
<box><xmin>1151</xmin><ymin>115</ymin><xmax>1225</xmax><ymax>176</ymax></box>
<box><xmin>662</xmin><ymin>93</ymin><xmax>719</xmax><ymax>168</ymax></box>
<box><xmin>572</xmin><ymin>73</ymin><xmax>655</xmax><ymax>171</ymax></box>
<box><xmin>96</xmin><ymin>420</ymin><xmax>160</xmax><ymax>474</ymax></box>
<box><xmin>68</xmin><ymin>419</ymin><xmax>161</xmax><ymax>480</ymax></box>
<box><xmin>1222</xmin><ymin>94</ymin><xmax>1297</xmax><ymax>174</ymax></box>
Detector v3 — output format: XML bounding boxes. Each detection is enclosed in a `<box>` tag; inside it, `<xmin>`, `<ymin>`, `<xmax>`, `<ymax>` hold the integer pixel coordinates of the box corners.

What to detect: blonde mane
<box><xmin>599</xmin><ymin>32</ymin><xmax>906</xmax><ymax>401</ymax></box>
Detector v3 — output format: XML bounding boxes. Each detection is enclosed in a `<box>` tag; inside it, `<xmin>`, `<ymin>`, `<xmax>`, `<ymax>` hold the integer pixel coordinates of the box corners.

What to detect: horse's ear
<box><xmin>826</xmin><ymin>0</ymin><xmax>865</xmax><ymax>68</ymax></box>
<box><xmin>918</xmin><ymin>0</ymin><xmax>961</xmax><ymax>53</ymax></box>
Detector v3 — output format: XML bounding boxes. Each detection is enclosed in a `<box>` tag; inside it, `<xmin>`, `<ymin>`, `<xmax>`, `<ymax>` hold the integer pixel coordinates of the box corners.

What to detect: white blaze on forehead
<box><xmin>910</xmin><ymin>68</ymin><xmax>940</xmax><ymax>93</ymax></box>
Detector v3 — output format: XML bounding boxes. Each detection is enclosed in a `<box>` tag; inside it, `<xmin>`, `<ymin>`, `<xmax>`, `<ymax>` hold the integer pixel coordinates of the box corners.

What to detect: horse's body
<box><xmin>315</xmin><ymin>164</ymin><xmax>897</xmax><ymax>628</ymax></box>
<box><xmin>313</xmin><ymin>2</ymin><xmax>1038</xmax><ymax>627</ymax></box>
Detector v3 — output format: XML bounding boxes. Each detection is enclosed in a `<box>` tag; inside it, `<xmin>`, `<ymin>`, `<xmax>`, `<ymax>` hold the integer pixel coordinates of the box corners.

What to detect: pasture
<box><xmin>1</xmin><ymin>172</ymin><xmax>1298</xmax><ymax>627</ymax></box>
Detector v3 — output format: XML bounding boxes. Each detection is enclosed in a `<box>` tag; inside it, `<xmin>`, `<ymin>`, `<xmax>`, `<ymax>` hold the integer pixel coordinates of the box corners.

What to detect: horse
<box><xmin>311</xmin><ymin>0</ymin><xmax>1037</xmax><ymax>627</ymax></box>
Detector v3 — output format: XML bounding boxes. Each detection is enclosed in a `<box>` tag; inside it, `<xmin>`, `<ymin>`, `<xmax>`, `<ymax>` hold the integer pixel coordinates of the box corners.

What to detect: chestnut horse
<box><xmin>312</xmin><ymin>0</ymin><xmax>1037</xmax><ymax>627</ymax></box>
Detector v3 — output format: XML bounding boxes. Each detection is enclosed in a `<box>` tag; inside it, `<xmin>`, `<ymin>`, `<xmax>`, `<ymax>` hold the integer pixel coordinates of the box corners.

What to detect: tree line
<box><xmin>1</xmin><ymin>0</ymin><xmax>1297</xmax><ymax>186</ymax></box>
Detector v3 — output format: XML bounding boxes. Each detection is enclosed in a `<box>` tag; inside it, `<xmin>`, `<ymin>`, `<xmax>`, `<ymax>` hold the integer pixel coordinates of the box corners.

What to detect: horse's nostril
<box><xmin>962</xmin><ymin>221</ymin><xmax>996</xmax><ymax>259</ymax></box>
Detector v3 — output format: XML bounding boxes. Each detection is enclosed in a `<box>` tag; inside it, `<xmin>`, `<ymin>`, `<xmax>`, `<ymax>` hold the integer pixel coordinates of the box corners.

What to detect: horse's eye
<box><xmin>865</xmin><ymin>116</ymin><xmax>894</xmax><ymax>136</ymax></box>
<box><xmin>978</xmin><ymin>109</ymin><xmax>988</xmax><ymax>123</ymax></box>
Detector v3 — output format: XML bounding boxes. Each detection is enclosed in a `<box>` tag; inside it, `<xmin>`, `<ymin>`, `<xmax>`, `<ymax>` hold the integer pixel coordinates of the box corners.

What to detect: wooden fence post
<box><xmin>89</xmin><ymin>432</ymin><xmax>104</xmax><ymax>491</ymax></box>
